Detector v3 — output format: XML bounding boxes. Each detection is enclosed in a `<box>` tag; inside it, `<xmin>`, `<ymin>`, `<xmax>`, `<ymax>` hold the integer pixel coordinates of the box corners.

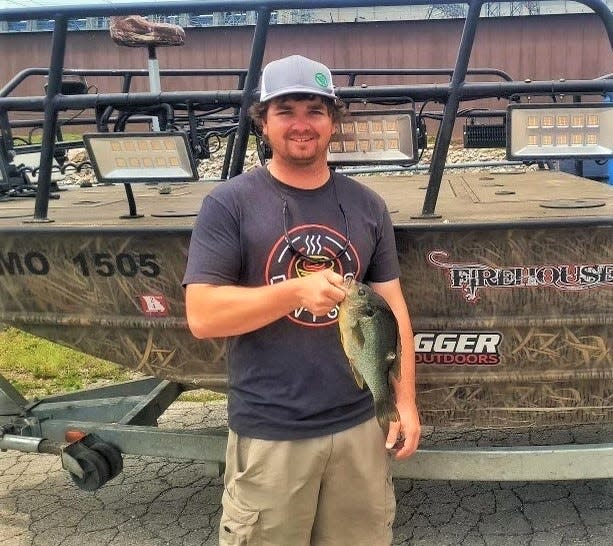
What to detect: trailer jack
<box><xmin>61</xmin><ymin>433</ymin><xmax>123</xmax><ymax>491</ymax></box>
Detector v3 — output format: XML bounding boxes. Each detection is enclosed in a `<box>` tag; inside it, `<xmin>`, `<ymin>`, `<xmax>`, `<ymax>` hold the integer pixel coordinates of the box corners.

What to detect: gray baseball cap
<box><xmin>260</xmin><ymin>55</ymin><xmax>336</xmax><ymax>102</ymax></box>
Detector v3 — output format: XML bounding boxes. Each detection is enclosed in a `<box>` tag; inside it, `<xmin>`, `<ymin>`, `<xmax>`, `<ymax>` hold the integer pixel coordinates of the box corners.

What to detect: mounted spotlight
<box><xmin>328</xmin><ymin>111</ymin><xmax>417</xmax><ymax>166</ymax></box>
<box><xmin>507</xmin><ymin>103</ymin><xmax>613</xmax><ymax>160</ymax></box>
<box><xmin>83</xmin><ymin>132</ymin><xmax>198</xmax><ymax>184</ymax></box>
<box><xmin>464</xmin><ymin>117</ymin><xmax>506</xmax><ymax>148</ymax></box>
<box><xmin>44</xmin><ymin>75</ymin><xmax>89</xmax><ymax>95</ymax></box>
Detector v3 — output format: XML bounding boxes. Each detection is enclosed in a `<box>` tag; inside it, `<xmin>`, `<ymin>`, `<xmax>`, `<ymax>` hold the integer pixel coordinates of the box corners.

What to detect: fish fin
<box><xmin>374</xmin><ymin>396</ymin><xmax>400</xmax><ymax>436</ymax></box>
<box><xmin>340</xmin><ymin>321</ymin><xmax>367</xmax><ymax>389</ymax></box>
<box><xmin>390</xmin><ymin>329</ymin><xmax>402</xmax><ymax>381</ymax></box>
<box><xmin>385</xmin><ymin>351</ymin><xmax>396</xmax><ymax>363</ymax></box>
<box><xmin>338</xmin><ymin>326</ymin><xmax>346</xmax><ymax>351</ymax></box>
<box><xmin>338</xmin><ymin>321</ymin><xmax>365</xmax><ymax>346</ymax></box>
<box><xmin>352</xmin><ymin>321</ymin><xmax>366</xmax><ymax>350</ymax></box>
<box><xmin>390</xmin><ymin>357</ymin><xmax>401</xmax><ymax>382</ymax></box>
<box><xmin>349</xmin><ymin>361</ymin><xmax>366</xmax><ymax>389</ymax></box>
<box><xmin>340</xmin><ymin>319</ymin><xmax>366</xmax><ymax>353</ymax></box>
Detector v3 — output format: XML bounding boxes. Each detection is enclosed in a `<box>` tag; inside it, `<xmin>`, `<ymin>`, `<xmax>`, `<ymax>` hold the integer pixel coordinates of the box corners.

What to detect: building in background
<box><xmin>0</xmin><ymin>1</ymin><xmax>611</xmax><ymax>32</ymax></box>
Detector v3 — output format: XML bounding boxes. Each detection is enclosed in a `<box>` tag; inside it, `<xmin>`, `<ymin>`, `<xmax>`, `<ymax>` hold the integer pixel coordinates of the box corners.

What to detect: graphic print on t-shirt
<box><xmin>265</xmin><ymin>223</ymin><xmax>360</xmax><ymax>327</ymax></box>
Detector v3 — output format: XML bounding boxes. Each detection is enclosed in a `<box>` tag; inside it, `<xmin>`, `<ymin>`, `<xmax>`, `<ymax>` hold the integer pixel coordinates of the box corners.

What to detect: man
<box><xmin>183</xmin><ymin>54</ymin><xmax>420</xmax><ymax>545</ymax></box>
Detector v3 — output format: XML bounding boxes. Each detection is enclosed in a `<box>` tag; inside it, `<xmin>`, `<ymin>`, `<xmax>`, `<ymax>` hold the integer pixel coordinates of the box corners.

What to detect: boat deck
<box><xmin>1</xmin><ymin>169</ymin><xmax>612</xmax><ymax>231</ymax></box>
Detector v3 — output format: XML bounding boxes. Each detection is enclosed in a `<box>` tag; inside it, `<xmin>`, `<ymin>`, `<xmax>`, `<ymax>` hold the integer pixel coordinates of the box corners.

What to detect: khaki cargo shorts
<box><xmin>219</xmin><ymin>417</ymin><xmax>395</xmax><ymax>546</ymax></box>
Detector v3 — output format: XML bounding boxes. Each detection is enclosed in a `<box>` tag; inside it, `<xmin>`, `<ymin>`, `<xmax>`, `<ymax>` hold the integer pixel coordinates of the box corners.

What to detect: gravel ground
<box><xmin>62</xmin><ymin>142</ymin><xmax>523</xmax><ymax>186</ymax></box>
<box><xmin>3</xmin><ymin>402</ymin><xmax>613</xmax><ymax>546</ymax></box>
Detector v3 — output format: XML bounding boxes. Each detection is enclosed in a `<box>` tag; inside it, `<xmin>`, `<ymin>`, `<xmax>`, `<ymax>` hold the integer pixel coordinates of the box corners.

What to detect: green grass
<box><xmin>179</xmin><ymin>389</ymin><xmax>227</xmax><ymax>403</ymax></box>
<box><xmin>0</xmin><ymin>326</ymin><xmax>226</xmax><ymax>404</ymax></box>
<box><xmin>0</xmin><ymin>327</ymin><xmax>131</xmax><ymax>399</ymax></box>
<box><xmin>13</xmin><ymin>132</ymin><xmax>82</xmax><ymax>146</ymax></box>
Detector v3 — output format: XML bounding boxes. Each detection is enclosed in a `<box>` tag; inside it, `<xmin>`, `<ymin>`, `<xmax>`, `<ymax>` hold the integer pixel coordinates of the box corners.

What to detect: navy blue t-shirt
<box><xmin>183</xmin><ymin>167</ymin><xmax>400</xmax><ymax>440</ymax></box>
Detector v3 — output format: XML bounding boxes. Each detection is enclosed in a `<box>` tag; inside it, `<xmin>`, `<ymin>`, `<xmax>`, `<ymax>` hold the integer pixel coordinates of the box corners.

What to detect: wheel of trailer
<box><xmin>69</xmin><ymin>446</ymin><xmax>111</xmax><ymax>492</ymax></box>
<box><xmin>90</xmin><ymin>440</ymin><xmax>123</xmax><ymax>480</ymax></box>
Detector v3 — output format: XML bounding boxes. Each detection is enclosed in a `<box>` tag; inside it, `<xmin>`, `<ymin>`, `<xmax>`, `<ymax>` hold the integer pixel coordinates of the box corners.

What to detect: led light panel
<box><xmin>328</xmin><ymin>112</ymin><xmax>417</xmax><ymax>166</ymax></box>
<box><xmin>83</xmin><ymin>132</ymin><xmax>198</xmax><ymax>183</ymax></box>
<box><xmin>507</xmin><ymin>104</ymin><xmax>613</xmax><ymax>160</ymax></box>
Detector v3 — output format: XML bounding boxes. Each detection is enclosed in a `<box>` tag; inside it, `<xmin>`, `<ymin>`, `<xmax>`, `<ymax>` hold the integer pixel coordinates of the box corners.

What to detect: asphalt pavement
<box><xmin>2</xmin><ymin>401</ymin><xmax>613</xmax><ymax>545</ymax></box>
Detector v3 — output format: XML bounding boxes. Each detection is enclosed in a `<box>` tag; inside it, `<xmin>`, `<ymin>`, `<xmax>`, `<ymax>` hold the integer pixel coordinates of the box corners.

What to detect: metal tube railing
<box><xmin>2</xmin><ymin>79</ymin><xmax>611</xmax><ymax>113</ymax></box>
<box><xmin>228</xmin><ymin>8</ymin><xmax>271</xmax><ymax>177</ymax></box>
<box><xmin>0</xmin><ymin>0</ymin><xmax>610</xmax><ymax>29</ymax></box>
<box><xmin>421</xmin><ymin>0</ymin><xmax>484</xmax><ymax>217</ymax></box>
<box><xmin>30</xmin><ymin>15</ymin><xmax>68</xmax><ymax>222</ymax></box>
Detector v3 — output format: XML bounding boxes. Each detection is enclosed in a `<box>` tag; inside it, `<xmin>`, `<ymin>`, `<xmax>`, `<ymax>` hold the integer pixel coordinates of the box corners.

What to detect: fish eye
<box><xmin>365</xmin><ymin>306</ymin><xmax>375</xmax><ymax>317</ymax></box>
<box><xmin>358</xmin><ymin>288</ymin><xmax>366</xmax><ymax>297</ymax></box>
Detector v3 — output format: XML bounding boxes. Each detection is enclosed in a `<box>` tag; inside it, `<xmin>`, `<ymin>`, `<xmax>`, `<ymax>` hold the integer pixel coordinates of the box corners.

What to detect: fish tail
<box><xmin>374</xmin><ymin>396</ymin><xmax>400</xmax><ymax>435</ymax></box>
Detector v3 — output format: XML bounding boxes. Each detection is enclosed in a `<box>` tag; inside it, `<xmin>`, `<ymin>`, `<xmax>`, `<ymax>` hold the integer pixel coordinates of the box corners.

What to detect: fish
<box><xmin>338</xmin><ymin>278</ymin><xmax>401</xmax><ymax>434</ymax></box>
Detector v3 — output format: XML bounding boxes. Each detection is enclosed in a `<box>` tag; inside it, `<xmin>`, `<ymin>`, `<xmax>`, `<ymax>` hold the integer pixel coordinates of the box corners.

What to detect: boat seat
<box><xmin>107</xmin><ymin>16</ymin><xmax>184</xmax><ymax>133</ymax></box>
<box><xmin>109</xmin><ymin>15</ymin><xmax>185</xmax><ymax>48</ymax></box>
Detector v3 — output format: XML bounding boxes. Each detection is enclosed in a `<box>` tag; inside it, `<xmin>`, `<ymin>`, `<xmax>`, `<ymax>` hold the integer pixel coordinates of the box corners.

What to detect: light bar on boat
<box><xmin>328</xmin><ymin>112</ymin><xmax>417</xmax><ymax>166</ymax></box>
<box><xmin>507</xmin><ymin>103</ymin><xmax>613</xmax><ymax>160</ymax></box>
<box><xmin>83</xmin><ymin>132</ymin><xmax>198</xmax><ymax>183</ymax></box>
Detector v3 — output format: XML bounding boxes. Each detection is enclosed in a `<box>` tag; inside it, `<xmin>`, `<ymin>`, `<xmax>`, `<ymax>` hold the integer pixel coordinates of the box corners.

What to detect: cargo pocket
<box><xmin>220</xmin><ymin>490</ymin><xmax>261</xmax><ymax>546</ymax></box>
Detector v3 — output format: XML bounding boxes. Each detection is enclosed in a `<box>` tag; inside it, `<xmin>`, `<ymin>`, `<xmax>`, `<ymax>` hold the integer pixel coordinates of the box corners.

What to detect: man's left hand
<box><xmin>385</xmin><ymin>399</ymin><xmax>420</xmax><ymax>460</ymax></box>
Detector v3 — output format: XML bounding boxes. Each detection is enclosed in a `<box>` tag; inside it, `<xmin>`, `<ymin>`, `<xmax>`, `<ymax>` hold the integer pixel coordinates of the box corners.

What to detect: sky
<box><xmin>0</xmin><ymin>0</ymin><xmax>225</xmax><ymax>16</ymax></box>
<box><xmin>0</xmin><ymin>0</ymin><xmax>610</xmax><ymax>16</ymax></box>
<box><xmin>1</xmin><ymin>0</ymin><xmax>112</xmax><ymax>5</ymax></box>
<box><xmin>0</xmin><ymin>0</ymin><xmax>193</xmax><ymax>8</ymax></box>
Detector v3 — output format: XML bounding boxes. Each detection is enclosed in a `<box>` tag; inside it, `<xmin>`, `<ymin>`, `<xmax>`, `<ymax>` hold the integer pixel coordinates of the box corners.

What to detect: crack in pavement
<box><xmin>2</xmin><ymin>402</ymin><xmax>613</xmax><ymax>545</ymax></box>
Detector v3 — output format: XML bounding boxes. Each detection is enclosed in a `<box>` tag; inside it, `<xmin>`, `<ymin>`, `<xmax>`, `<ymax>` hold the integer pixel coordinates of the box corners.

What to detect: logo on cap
<box><xmin>314</xmin><ymin>72</ymin><xmax>328</xmax><ymax>88</ymax></box>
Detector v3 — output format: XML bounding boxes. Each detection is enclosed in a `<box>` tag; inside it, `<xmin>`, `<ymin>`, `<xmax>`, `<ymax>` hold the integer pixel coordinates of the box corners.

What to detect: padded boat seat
<box><xmin>109</xmin><ymin>15</ymin><xmax>185</xmax><ymax>47</ymax></box>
